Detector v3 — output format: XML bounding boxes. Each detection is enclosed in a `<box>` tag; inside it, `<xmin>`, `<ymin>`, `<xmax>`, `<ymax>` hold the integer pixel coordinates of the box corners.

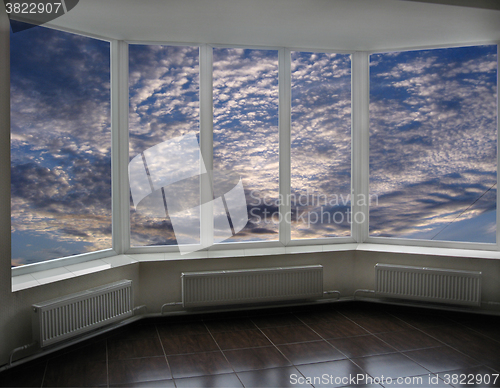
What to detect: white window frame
<box><xmin>364</xmin><ymin>42</ymin><xmax>500</xmax><ymax>251</ymax></box>
<box><xmin>10</xmin><ymin>29</ymin><xmax>500</xmax><ymax>278</ymax></box>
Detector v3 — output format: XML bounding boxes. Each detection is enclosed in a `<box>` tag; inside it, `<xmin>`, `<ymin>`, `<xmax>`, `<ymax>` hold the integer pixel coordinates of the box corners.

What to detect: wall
<box><xmin>354</xmin><ymin>250</ymin><xmax>500</xmax><ymax>310</ymax></box>
<box><xmin>136</xmin><ymin>252</ymin><xmax>356</xmax><ymax>313</ymax></box>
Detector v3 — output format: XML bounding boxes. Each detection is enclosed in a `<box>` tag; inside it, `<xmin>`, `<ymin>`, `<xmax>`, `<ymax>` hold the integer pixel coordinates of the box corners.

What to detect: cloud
<box><xmin>369</xmin><ymin>45</ymin><xmax>497</xmax><ymax>242</ymax></box>
<box><xmin>10</xmin><ymin>24</ymin><xmax>112</xmax><ymax>264</ymax></box>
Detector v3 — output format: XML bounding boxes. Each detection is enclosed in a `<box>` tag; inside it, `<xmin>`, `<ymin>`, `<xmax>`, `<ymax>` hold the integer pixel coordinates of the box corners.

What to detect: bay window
<box><xmin>10</xmin><ymin>24</ymin><xmax>499</xmax><ymax>271</ymax></box>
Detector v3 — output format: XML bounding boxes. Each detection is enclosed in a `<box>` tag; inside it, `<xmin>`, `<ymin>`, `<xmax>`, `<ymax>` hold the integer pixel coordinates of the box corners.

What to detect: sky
<box><xmin>10</xmin><ymin>21</ymin><xmax>498</xmax><ymax>265</ymax></box>
<box><xmin>370</xmin><ymin>45</ymin><xmax>497</xmax><ymax>243</ymax></box>
<box><xmin>10</xmin><ymin>21</ymin><xmax>111</xmax><ymax>266</ymax></box>
<box><xmin>291</xmin><ymin>51</ymin><xmax>351</xmax><ymax>239</ymax></box>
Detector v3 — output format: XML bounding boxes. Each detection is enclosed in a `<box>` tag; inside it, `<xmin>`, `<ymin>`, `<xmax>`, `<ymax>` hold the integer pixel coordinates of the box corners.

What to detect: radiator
<box><xmin>375</xmin><ymin>264</ymin><xmax>481</xmax><ymax>306</ymax></box>
<box><xmin>32</xmin><ymin>280</ymin><xmax>133</xmax><ymax>347</ymax></box>
<box><xmin>181</xmin><ymin>265</ymin><xmax>323</xmax><ymax>308</ymax></box>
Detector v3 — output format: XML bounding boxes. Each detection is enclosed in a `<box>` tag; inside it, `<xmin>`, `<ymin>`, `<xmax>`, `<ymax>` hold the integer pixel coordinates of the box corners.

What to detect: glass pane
<box><xmin>213</xmin><ymin>48</ymin><xmax>279</xmax><ymax>242</ymax></box>
<box><xmin>370</xmin><ymin>45</ymin><xmax>497</xmax><ymax>243</ymax></box>
<box><xmin>10</xmin><ymin>22</ymin><xmax>111</xmax><ymax>267</ymax></box>
<box><xmin>129</xmin><ymin>45</ymin><xmax>200</xmax><ymax>247</ymax></box>
<box><xmin>291</xmin><ymin>52</ymin><xmax>351</xmax><ymax>239</ymax></box>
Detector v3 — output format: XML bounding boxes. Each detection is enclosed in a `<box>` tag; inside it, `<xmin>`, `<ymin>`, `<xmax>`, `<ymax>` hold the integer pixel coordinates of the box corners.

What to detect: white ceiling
<box><xmin>46</xmin><ymin>0</ymin><xmax>500</xmax><ymax>51</ymax></box>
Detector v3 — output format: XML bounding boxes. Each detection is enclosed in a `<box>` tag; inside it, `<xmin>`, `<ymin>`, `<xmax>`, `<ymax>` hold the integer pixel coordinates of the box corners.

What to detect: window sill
<box><xmin>11</xmin><ymin>243</ymin><xmax>500</xmax><ymax>292</ymax></box>
<box><xmin>12</xmin><ymin>255</ymin><xmax>138</xmax><ymax>292</ymax></box>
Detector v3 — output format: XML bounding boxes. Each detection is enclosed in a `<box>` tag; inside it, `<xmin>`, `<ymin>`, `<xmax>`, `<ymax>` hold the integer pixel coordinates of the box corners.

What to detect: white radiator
<box><xmin>181</xmin><ymin>265</ymin><xmax>323</xmax><ymax>308</ymax></box>
<box><xmin>375</xmin><ymin>264</ymin><xmax>481</xmax><ymax>306</ymax></box>
<box><xmin>32</xmin><ymin>280</ymin><xmax>133</xmax><ymax>347</ymax></box>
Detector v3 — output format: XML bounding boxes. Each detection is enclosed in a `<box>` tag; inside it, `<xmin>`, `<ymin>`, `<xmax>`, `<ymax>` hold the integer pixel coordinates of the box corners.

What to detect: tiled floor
<box><xmin>1</xmin><ymin>301</ymin><xmax>500</xmax><ymax>387</ymax></box>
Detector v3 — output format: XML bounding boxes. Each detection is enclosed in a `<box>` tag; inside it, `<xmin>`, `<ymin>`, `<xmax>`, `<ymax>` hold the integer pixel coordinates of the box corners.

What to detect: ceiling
<box><xmin>44</xmin><ymin>0</ymin><xmax>500</xmax><ymax>51</ymax></box>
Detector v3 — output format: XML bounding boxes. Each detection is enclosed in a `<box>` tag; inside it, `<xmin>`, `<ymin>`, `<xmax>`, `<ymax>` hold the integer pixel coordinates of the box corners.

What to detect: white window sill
<box><xmin>11</xmin><ymin>243</ymin><xmax>500</xmax><ymax>292</ymax></box>
<box><xmin>12</xmin><ymin>255</ymin><xmax>138</xmax><ymax>292</ymax></box>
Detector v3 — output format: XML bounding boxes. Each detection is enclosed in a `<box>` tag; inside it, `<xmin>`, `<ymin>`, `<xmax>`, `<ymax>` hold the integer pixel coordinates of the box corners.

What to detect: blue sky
<box><xmin>291</xmin><ymin>51</ymin><xmax>351</xmax><ymax>239</ymax></box>
<box><xmin>10</xmin><ymin>21</ymin><xmax>111</xmax><ymax>266</ymax></box>
<box><xmin>10</xmin><ymin>21</ymin><xmax>498</xmax><ymax>265</ymax></box>
<box><xmin>370</xmin><ymin>45</ymin><xmax>497</xmax><ymax>243</ymax></box>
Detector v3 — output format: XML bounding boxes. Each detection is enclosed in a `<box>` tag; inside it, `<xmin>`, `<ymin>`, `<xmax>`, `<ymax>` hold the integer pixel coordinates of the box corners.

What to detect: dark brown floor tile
<box><xmin>110</xmin><ymin>379</ymin><xmax>175</xmax><ymax>387</ymax></box>
<box><xmin>212</xmin><ymin>328</ymin><xmax>272</xmax><ymax>349</ymax></box>
<box><xmin>43</xmin><ymin>359</ymin><xmax>107</xmax><ymax>387</ymax></box>
<box><xmin>375</xmin><ymin>328</ymin><xmax>442</xmax><ymax>351</ymax></box>
<box><xmin>251</xmin><ymin>313</ymin><xmax>303</xmax><ymax>328</ymax></box>
<box><xmin>204</xmin><ymin>318</ymin><xmax>256</xmax><ymax>332</ymax></box>
<box><xmin>457</xmin><ymin>317</ymin><xmax>500</xmax><ymax>342</ymax></box>
<box><xmin>404</xmin><ymin>346</ymin><xmax>481</xmax><ymax>373</ymax></box>
<box><xmin>248</xmin><ymin>306</ymin><xmax>297</xmax><ymax>317</ymax></box>
<box><xmin>156</xmin><ymin>322</ymin><xmax>209</xmax><ymax>337</ymax></box>
<box><xmin>201</xmin><ymin>310</ymin><xmax>248</xmax><ymax>321</ymax></box>
<box><xmin>420</xmin><ymin>324</ymin><xmax>486</xmax><ymax>347</ymax></box>
<box><xmin>307</xmin><ymin>319</ymin><xmax>370</xmax><ymax>339</ymax></box>
<box><xmin>278</xmin><ymin>340</ymin><xmax>346</xmax><ymax>365</ymax></box>
<box><xmin>391</xmin><ymin>312</ymin><xmax>455</xmax><ymax>329</ymax></box>
<box><xmin>0</xmin><ymin>361</ymin><xmax>46</xmax><ymax>388</ymax></box>
<box><xmin>161</xmin><ymin>333</ymin><xmax>219</xmax><ymax>355</ymax></box>
<box><xmin>294</xmin><ymin>309</ymin><xmax>345</xmax><ymax>325</ymax></box>
<box><xmin>50</xmin><ymin>340</ymin><xmax>107</xmax><ymax>363</ymax></box>
<box><xmin>328</xmin><ymin>334</ymin><xmax>397</xmax><ymax>358</ymax></box>
<box><xmin>341</xmin><ymin>311</ymin><xmax>413</xmax><ymax>333</ymax></box>
<box><xmin>107</xmin><ymin>323</ymin><xmax>159</xmax><ymax>341</ymax></box>
<box><xmin>334</xmin><ymin>301</ymin><xmax>384</xmax><ymax>314</ymax></box>
<box><xmin>296</xmin><ymin>359</ymin><xmax>365</xmax><ymax>388</ymax></box>
<box><xmin>436</xmin><ymin>365</ymin><xmax>500</xmax><ymax>387</ymax></box>
<box><xmin>175</xmin><ymin>373</ymin><xmax>244</xmax><ymax>387</ymax></box>
<box><xmin>108</xmin><ymin>357</ymin><xmax>172</xmax><ymax>385</ymax></box>
<box><xmin>224</xmin><ymin>346</ymin><xmax>291</xmax><ymax>372</ymax></box>
<box><xmin>260</xmin><ymin>325</ymin><xmax>321</xmax><ymax>345</ymax></box>
<box><xmin>107</xmin><ymin>337</ymin><xmax>164</xmax><ymax>360</ymax></box>
<box><xmin>352</xmin><ymin>353</ymin><xmax>429</xmax><ymax>379</ymax></box>
<box><xmin>143</xmin><ymin>314</ymin><xmax>202</xmax><ymax>325</ymax></box>
<box><xmin>421</xmin><ymin>325</ymin><xmax>500</xmax><ymax>368</ymax></box>
<box><xmin>167</xmin><ymin>351</ymin><xmax>232</xmax><ymax>379</ymax></box>
<box><xmin>237</xmin><ymin>366</ymin><xmax>313</xmax><ymax>387</ymax></box>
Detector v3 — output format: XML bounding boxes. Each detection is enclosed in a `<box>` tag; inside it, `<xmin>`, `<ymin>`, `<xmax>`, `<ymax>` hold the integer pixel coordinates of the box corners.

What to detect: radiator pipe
<box><xmin>323</xmin><ymin>290</ymin><xmax>341</xmax><ymax>300</ymax></box>
<box><xmin>353</xmin><ymin>289</ymin><xmax>375</xmax><ymax>299</ymax></box>
<box><xmin>133</xmin><ymin>305</ymin><xmax>148</xmax><ymax>314</ymax></box>
<box><xmin>161</xmin><ymin>302</ymin><xmax>183</xmax><ymax>315</ymax></box>
<box><xmin>9</xmin><ymin>342</ymin><xmax>38</xmax><ymax>366</ymax></box>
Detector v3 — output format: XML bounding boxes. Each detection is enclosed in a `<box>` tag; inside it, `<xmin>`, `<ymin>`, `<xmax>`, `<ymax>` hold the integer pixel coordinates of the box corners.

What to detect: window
<box><xmin>10</xmin><ymin>22</ymin><xmax>111</xmax><ymax>267</ymax></box>
<box><xmin>213</xmin><ymin>48</ymin><xmax>280</xmax><ymax>242</ymax></box>
<box><xmin>291</xmin><ymin>51</ymin><xmax>351</xmax><ymax>239</ymax></box>
<box><xmin>10</xmin><ymin>27</ymin><xmax>500</xmax><ymax>272</ymax></box>
<box><xmin>128</xmin><ymin>44</ymin><xmax>200</xmax><ymax>247</ymax></box>
<box><xmin>369</xmin><ymin>45</ymin><xmax>498</xmax><ymax>243</ymax></box>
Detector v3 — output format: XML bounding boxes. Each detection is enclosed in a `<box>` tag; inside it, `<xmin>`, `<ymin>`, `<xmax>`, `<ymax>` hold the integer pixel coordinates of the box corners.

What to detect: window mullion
<box><xmin>111</xmin><ymin>40</ymin><xmax>130</xmax><ymax>254</ymax></box>
<box><xmin>279</xmin><ymin>48</ymin><xmax>292</xmax><ymax>246</ymax></box>
<box><xmin>200</xmin><ymin>44</ymin><xmax>214</xmax><ymax>248</ymax></box>
<box><xmin>351</xmin><ymin>51</ymin><xmax>370</xmax><ymax>243</ymax></box>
